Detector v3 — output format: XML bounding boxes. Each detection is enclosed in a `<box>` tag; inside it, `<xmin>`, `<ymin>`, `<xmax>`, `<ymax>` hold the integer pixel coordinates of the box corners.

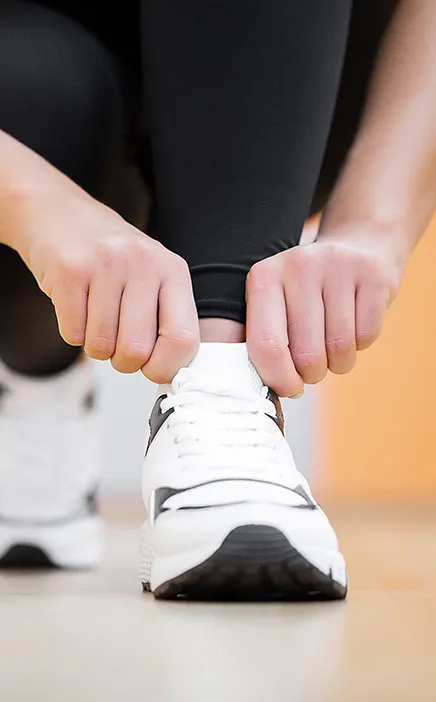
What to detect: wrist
<box><xmin>317</xmin><ymin>216</ymin><xmax>410</xmax><ymax>272</ymax></box>
<box><xmin>0</xmin><ymin>184</ymin><xmax>32</xmax><ymax>252</ymax></box>
<box><xmin>0</xmin><ymin>182</ymin><xmax>50</xmax><ymax>254</ymax></box>
<box><xmin>0</xmin><ymin>130</ymin><xmax>88</xmax><ymax>252</ymax></box>
<box><xmin>321</xmin><ymin>135</ymin><xmax>433</xmax><ymax>253</ymax></box>
<box><xmin>0</xmin><ymin>176</ymin><xmax>89</xmax><ymax>257</ymax></box>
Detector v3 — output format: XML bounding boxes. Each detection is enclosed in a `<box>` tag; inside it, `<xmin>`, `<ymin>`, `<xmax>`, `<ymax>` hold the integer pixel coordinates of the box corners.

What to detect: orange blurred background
<box><xmin>320</xmin><ymin>215</ymin><xmax>436</xmax><ymax>500</ymax></box>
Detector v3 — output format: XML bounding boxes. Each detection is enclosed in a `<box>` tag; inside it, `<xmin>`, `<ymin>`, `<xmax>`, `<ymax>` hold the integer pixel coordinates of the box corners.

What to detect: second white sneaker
<box><xmin>0</xmin><ymin>357</ymin><xmax>103</xmax><ymax>569</ymax></box>
<box><xmin>140</xmin><ymin>343</ymin><xmax>347</xmax><ymax>600</ymax></box>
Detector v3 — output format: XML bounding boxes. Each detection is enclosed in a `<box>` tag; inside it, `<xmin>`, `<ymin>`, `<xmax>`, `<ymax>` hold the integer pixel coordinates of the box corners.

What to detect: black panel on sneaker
<box><xmin>292</xmin><ymin>484</ymin><xmax>317</xmax><ymax>508</ymax></box>
<box><xmin>266</xmin><ymin>390</ymin><xmax>285</xmax><ymax>434</ymax></box>
<box><xmin>146</xmin><ymin>395</ymin><xmax>174</xmax><ymax>453</ymax></box>
<box><xmin>154</xmin><ymin>486</ymin><xmax>179</xmax><ymax>517</ymax></box>
<box><xmin>153</xmin><ymin>479</ymin><xmax>317</xmax><ymax>518</ymax></box>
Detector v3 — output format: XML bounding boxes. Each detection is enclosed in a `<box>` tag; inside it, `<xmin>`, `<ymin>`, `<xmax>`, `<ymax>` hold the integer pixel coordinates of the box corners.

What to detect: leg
<box><xmin>0</xmin><ymin>0</ymin><xmax>130</xmax><ymax>567</ymax></box>
<box><xmin>141</xmin><ymin>0</ymin><xmax>353</xmax><ymax>336</ymax></box>
<box><xmin>0</xmin><ymin>0</ymin><xmax>124</xmax><ymax>375</ymax></box>
<box><xmin>139</xmin><ymin>0</ymin><xmax>354</xmax><ymax>601</ymax></box>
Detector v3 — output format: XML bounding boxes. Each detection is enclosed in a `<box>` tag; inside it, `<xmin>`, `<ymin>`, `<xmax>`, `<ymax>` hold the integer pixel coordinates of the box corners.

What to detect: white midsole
<box><xmin>140</xmin><ymin>503</ymin><xmax>347</xmax><ymax>591</ymax></box>
<box><xmin>0</xmin><ymin>515</ymin><xmax>104</xmax><ymax>569</ymax></box>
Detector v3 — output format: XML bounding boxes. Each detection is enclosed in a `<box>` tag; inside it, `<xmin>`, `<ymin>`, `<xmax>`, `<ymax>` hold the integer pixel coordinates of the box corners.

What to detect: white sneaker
<box><xmin>0</xmin><ymin>357</ymin><xmax>103</xmax><ymax>569</ymax></box>
<box><xmin>140</xmin><ymin>343</ymin><xmax>347</xmax><ymax>600</ymax></box>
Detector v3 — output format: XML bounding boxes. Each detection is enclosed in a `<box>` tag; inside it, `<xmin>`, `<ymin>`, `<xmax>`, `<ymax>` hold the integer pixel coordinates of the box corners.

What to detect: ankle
<box><xmin>199</xmin><ymin>318</ymin><xmax>246</xmax><ymax>343</ymax></box>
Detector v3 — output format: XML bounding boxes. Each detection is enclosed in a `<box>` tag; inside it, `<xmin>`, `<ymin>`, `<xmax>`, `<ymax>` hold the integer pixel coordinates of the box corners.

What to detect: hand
<box><xmin>15</xmin><ymin>187</ymin><xmax>199</xmax><ymax>382</ymax></box>
<box><xmin>246</xmin><ymin>223</ymin><xmax>408</xmax><ymax>397</ymax></box>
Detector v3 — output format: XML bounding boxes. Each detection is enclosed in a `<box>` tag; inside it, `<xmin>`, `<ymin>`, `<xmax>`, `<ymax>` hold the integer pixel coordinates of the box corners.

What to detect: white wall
<box><xmin>96</xmin><ymin>362</ymin><xmax>315</xmax><ymax>496</ymax></box>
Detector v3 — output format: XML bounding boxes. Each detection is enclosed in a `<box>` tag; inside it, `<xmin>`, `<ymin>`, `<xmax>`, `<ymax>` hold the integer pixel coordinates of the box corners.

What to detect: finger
<box><xmin>285</xmin><ymin>278</ymin><xmax>327</xmax><ymax>385</ymax></box>
<box><xmin>323</xmin><ymin>276</ymin><xmax>357</xmax><ymax>375</ymax></box>
<box><xmin>142</xmin><ymin>276</ymin><xmax>199</xmax><ymax>384</ymax></box>
<box><xmin>52</xmin><ymin>281</ymin><xmax>88</xmax><ymax>347</ymax></box>
<box><xmin>355</xmin><ymin>283</ymin><xmax>387</xmax><ymax>351</ymax></box>
<box><xmin>246</xmin><ymin>262</ymin><xmax>304</xmax><ymax>398</ymax></box>
<box><xmin>84</xmin><ymin>276</ymin><xmax>122</xmax><ymax>361</ymax></box>
<box><xmin>111</xmin><ymin>280</ymin><xmax>158</xmax><ymax>373</ymax></box>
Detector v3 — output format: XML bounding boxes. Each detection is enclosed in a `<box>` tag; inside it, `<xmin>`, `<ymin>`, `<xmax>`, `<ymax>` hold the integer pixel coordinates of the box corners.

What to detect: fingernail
<box><xmin>290</xmin><ymin>390</ymin><xmax>304</xmax><ymax>399</ymax></box>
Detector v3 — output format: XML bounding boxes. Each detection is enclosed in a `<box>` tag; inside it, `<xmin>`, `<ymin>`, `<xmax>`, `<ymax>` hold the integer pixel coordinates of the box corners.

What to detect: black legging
<box><xmin>0</xmin><ymin>0</ymin><xmax>397</xmax><ymax>375</ymax></box>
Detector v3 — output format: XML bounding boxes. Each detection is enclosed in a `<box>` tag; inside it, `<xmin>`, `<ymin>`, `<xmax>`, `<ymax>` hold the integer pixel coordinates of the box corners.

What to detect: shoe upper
<box><xmin>0</xmin><ymin>358</ymin><xmax>100</xmax><ymax>522</ymax></box>
<box><xmin>142</xmin><ymin>343</ymin><xmax>318</xmax><ymax>520</ymax></box>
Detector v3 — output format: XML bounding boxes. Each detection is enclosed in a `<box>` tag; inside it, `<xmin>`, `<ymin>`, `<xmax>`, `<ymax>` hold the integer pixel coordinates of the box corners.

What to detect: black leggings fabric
<box><xmin>0</xmin><ymin>0</ymin><xmax>397</xmax><ymax>375</ymax></box>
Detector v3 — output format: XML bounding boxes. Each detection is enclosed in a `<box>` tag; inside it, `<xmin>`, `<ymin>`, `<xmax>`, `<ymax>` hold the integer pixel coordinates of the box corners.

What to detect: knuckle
<box><xmin>166</xmin><ymin>254</ymin><xmax>191</xmax><ymax>283</ymax></box>
<box><xmin>309</xmin><ymin>369</ymin><xmax>327</xmax><ymax>384</ymax></box>
<box><xmin>326</xmin><ymin>337</ymin><xmax>354</xmax><ymax>357</ymax></box>
<box><xmin>291</xmin><ymin>245</ymin><xmax>313</xmax><ymax>270</ymax></box>
<box><xmin>141</xmin><ymin>365</ymin><xmax>171</xmax><ymax>385</ymax></box>
<box><xmin>279</xmin><ymin>378</ymin><xmax>304</xmax><ymax>398</ymax></box>
<box><xmin>97</xmin><ymin>235</ymin><xmax>149</xmax><ymax>265</ymax></box>
<box><xmin>116</xmin><ymin>340</ymin><xmax>152</xmax><ymax>364</ymax></box>
<box><xmin>329</xmin><ymin>357</ymin><xmax>356</xmax><ymax>375</ymax></box>
<box><xmin>292</xmin><ymin>350</ymin><xmax>326</xmax><ymax>371</ymax></box>
<box><xmin>131</xmin><ymin>237</ymin><xmax>154</xmax><ymax>262</ymax></box>
<box><xmin>110</xmin><ymin>356</ymin><xmax>141</xmax><ymax>374</ymax></box>
<box><xmin>355</xmin><ymin>251</ymin><xmax>392</xmax><ymax>284</ymax></box>
<box><xmin>376</xmin><ymin>269</ymin><xmax>400</xmax><ymax>304</ymax></box>
<box><xmin>291</xmin><ymin>245</ymin><xmax>318</xmax><ymax>275</ymax></box>
<box><xmin>356</xmin><ymin>328</ymin><xmax>380</xmax><ymax>350</ymax></box>
<box><xmin>253</xmin><ymin>336</ymin><xmax>287</xmax><ymax>359</ymax></box>
<box><xmin>365</xmin><ymin>252</ymin><xmax>385</xmax><ymax>276</ymax></box>
<box><xmin>85</xmin><ymin>335</ymin><xmax>116</xmax><ymax>359</ymax></box>
<box><xmin>164</xmin><ymin>327</ymin><xmax>198</xmax><ymax>353</ymax></box>
<box><xmin>288</xmin><ymin>387</ymin><xmax>305</xmax><ymax>399</ymax></box>
<box><xmin>109</xmin><ymin>357</ymin><xmax>124</xmax><ymax>373</ymax></box>
<box><xmin>248</xmin><ymin>259</ymin><xmax>280</xmax><ymax>288</ymax></box>
<box><xmin>57</xmin><ymin>254</ymin><xmax>89</xmax><ymax>281</ymax></box>
<box><xmin>61</xmin><ymin>330</ymin><xmax>85</xmax><ymax>347</ymax></box>
<box><xmin>324</xmin><ymin>242</ymin><xmax>349</xmax><ymax>267</ymax></box>
<box><xmin>96</xmin><ymin>238</ymin><xmax>128</xmax><ymax>269</ymax></box>
<box><xmin>171</xmin><ymin>254</ymin><xmax>190</xmax><ymax>274</ymax></box>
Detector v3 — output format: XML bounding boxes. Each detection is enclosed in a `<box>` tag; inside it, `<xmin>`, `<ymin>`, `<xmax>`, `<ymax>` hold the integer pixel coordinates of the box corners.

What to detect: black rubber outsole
<box><xmin>143</xmin><ymin>525</ymin><xmax>347</xmax><ymax>602</ymax></box>
<box><xmin>0</xmin><ymin>544</ymin><xmax>55</xmax><ymax>569</ymax></box>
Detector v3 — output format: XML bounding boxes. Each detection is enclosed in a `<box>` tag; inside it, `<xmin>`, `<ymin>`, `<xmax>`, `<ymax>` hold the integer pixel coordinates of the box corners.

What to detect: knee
<box><xmin>0</xmin><ymin>1</ymin><xmax>123</xmax><ymax>183</ymax></box>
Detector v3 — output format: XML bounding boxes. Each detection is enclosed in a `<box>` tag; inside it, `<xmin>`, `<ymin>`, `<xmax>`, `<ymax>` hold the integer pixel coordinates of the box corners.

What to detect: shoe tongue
<box><xmin>188</xmin><ymin>343</ymin><xmax>263</xmax><ymax>395</ymax></box>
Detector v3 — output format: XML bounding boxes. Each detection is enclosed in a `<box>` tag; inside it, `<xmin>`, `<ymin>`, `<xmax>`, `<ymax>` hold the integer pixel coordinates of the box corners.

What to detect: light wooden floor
<box><xmin>0</xmin><ymin>502</ymin><xmax>435</xmax><ymax>702</ymax></box>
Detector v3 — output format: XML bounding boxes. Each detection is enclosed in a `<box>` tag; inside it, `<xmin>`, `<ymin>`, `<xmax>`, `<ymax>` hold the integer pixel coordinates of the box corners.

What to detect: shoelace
<box><xmin>160</xmin><ymin>368</ymin><xmax>280</xmax><ymax>472</ymax></box>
